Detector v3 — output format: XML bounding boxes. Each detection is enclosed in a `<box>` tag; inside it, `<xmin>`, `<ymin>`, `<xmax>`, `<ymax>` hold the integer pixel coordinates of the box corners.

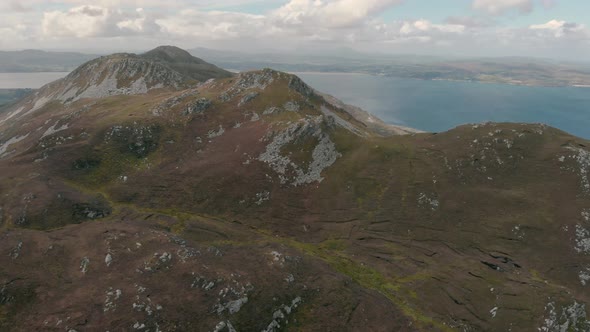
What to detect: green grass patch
<box><xmin>280</xmin><ymin>134</ymin><xmax>318</xmax><ymax>168</ymax></box>
<box><xmin>277</xmin><ymin>237</ymin><xmax>452</xmax><ymax>331</ymax></box>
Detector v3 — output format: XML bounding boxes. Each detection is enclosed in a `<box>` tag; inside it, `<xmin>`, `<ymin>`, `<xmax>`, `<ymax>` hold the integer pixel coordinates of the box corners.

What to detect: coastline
<box><xmin>296</xmin><ymin>70</ymin><xmax>590</xmax><ymax>88</ymax></box>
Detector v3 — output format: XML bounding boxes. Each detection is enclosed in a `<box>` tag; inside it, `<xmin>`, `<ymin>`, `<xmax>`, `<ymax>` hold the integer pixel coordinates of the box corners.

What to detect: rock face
<box><xmin>257</xmin><ymin>116</ymin><xmax>341</xmax><ymax>186</ymax></box>
<box><xmin>0</xmin><ymin>46</ymin><xmax>234</xmax><ymax>127</ymax></box>
<box><xmin>57</xmin><ymin>54</ymin><xmax>186</xmax><ymax>103</ymax></box>
<box><xmin>0</xmin><ymin>46</ymin><xmax>589</xmax><ymax>331</ymax></box>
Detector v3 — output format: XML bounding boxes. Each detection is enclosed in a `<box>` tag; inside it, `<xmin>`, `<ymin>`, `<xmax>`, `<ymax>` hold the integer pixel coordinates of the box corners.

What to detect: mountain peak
<box><xmin>142</xmin><ymin>45</ymin><xmax>196</xmax><ymax>63</ymax></box>
<box><xmin>1</xmin><ymin>47</ymin><xmax>234</xmax><ymax>123</ymax></box>
<box><xmin>34</xmin><ymin>53</ymin><xmax>188</xmax><ymax>105</ymax></box>
<box><xmin>141</xmin><ymin>45</ymin><xmax>233</xmax><ymax>82</ymax></box>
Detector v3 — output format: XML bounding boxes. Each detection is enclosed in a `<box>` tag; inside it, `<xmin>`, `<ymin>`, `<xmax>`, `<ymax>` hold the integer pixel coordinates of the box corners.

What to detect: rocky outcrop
<box><xmin>219</xmin><ymin>69</ymin><xmax>277</xmax><ymax>102</ymax></box>
<box><xmin>56</xmin><ymin>55</ymin><xmax>186</xmax><ymax>103</ymax></box>
<box><xmin>288</xmin><ymin>75</ymin><xmax>314</xmax><ymax>97</ymax></box>
<box><xmin>258</xmin><ymin>116</ymin><xmax>341</xmax><ymax>186</ymax></box>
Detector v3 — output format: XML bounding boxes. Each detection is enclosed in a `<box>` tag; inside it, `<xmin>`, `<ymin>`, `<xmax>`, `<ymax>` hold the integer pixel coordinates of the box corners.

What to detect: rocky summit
<box><xmin>0</xmin><ymin>46</ymin><xmax>589</xmax><ymax>332</ymax></box>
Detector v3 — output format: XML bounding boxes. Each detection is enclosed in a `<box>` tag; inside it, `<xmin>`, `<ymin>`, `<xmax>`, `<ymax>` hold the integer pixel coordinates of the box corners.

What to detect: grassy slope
<box><xmin>0</xmin><ymin>71</ymin><xmax>589</xmax><ymax>331</ymax></box>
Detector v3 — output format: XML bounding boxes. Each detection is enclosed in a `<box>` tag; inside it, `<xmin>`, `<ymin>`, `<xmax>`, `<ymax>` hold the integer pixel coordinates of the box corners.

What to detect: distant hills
<box><xmin>2</xmin><ymin>47</ymin><xmax>590</xmax><ymax>87</ymax></box>
<box><xmin>187</xmin><ymin>47</ymin><xmax>590</xmax><ymax>87</ymax></box>
<box><xmin>0</xmin><ymin>89</ymin><xmax>33</xmax><ymax>110</ymax></box>
<box><xmin>0</xmin><ymin>49</ymin><xmax>98</xmax><ymax>72</ymax></box>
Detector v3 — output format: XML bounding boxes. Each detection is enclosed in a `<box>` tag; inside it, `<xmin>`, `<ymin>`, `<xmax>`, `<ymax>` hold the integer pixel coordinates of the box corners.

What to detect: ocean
<box><xmin>295</xmin><ymin>72</ymin><xmax>590</xmax><ymax>139</ymax></box>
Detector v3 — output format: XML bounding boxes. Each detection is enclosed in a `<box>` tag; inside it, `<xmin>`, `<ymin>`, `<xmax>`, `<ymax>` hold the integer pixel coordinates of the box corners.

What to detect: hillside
<box><xmin>0</xmin><ymin>47</ymin><xmax>589</xmax><ymax>331</ymax></box>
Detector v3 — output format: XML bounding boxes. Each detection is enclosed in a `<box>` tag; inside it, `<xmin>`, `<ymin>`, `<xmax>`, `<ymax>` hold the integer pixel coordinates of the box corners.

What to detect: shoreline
<box><xmin>296</xmin><ymin>71</ymin><xmax>590</xmax><ymax>88</ymax></box>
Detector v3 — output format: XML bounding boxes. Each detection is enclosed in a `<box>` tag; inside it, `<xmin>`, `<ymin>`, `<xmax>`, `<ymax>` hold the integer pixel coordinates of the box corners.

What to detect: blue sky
<box><xmin>199</xmin><ymin>0</ymin><xmax>590</xmax><ymax>27</ymax></box>
<box><xmin>0</xmin><ymin>0</ymin><xmax>589</xmax><ymax>60</ymax></box>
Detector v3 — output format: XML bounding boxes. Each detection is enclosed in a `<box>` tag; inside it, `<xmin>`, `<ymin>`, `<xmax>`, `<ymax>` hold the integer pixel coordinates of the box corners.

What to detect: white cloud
<box><xmin>157</xmin><ymin>9</ymin><xmax>268</xmax><ymax>40</ymax></box>
<box><xmin>0</xmin><ymin>0</ymin><xmax>586</xmax><ymax>60</ymax></box>
<box><xmin>530</xmin><ymin>19</ymin><xmax>567</xmax><ymax>30</ymax></box>
<box><xmin>0</xmin><ymin>24</ymin><xmax>29</xmax><ymax>44</ymax></box>
<box><xmin>272</xmin><ymin>0</ymin><xmax>403</xmax><ymax>28</ymax></box>
<box><xmin>445</xmin><ymin>16</ymin><xmax>493</xmax><ymax>28</ymax></box>
<box><xmin>400</xmin><ymin>19</ymin><xmax>465</xmax><ymax>35</ymax></box>
<box><xmin>472</xmin><ymin>0</ymin><xmax>533</xmax><ymax>15</ymax></box>
<box><xmin>157</xmin><ymin>0</ymin><xmax>407</xmax><ymax>43</ymax></box>
<box><xmin>530</xmin><ymin>19</ymin><xmax>586</xmax><ymax>38</ymax></box>
<box><xmin>42</xmin><ymin>5</ymin><xmax>160</xmax><ymax>38</ymax></box>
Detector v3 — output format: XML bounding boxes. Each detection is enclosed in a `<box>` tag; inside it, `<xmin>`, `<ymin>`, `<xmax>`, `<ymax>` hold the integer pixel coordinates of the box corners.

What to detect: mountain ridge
<box><xmin>0</xmin><ymin>46</ymin><xmax>589</xmax><ymax>331</ymax></box>
<box><xmin>0</xmin><ymin>47</ymin><xmax>235</xmax><ymax>127</ymax></box>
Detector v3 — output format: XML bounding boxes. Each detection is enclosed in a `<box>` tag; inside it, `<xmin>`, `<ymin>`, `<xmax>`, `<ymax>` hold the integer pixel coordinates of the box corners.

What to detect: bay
<box><xmin>295</xmin><ymin>72</ymin><xmax>590</xmax><ymax>139</ymax></box>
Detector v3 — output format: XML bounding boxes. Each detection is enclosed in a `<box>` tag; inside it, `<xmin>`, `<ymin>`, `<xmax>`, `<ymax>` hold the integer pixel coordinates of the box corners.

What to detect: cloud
<box><xmin>399</xmin><ymin>19</ymin><xmax>465</xmax><ymax>36</ymax></box>
<box><xmin>157</xmin><ymin>9</ymin><xmax>267</xmax><ymax>40</ymax></box>
<box><xmin>0</xmin><ymin>0</ymin><xmax>586</xmax><ymax>60</ymax></box>
<box><xmin>7</xmin><ymin>1</ymin><xmax>34</xmax><ymax>12</ymax></box>
<box><xmin>42</xmin><ymin>5</ymin><xmax>161</xmax><ymax>38</ymax></box>
<box><xmin>272</xmin><ymin>0</ymin><xmax>403</xmax><ymax>29</ymax></box>
<box><xmin>158</xmin><ymin>0</ymin><xmax>407</xmax><ymax>43</ymax></box>
<box><xmin>445</xmin><ymin>16</ymin><xmax>493</xmax><ymax>28</ymax></box>
<box><xmin>530</xmin><ymin>19</ymin><xmax>587</xmax><ymax>38</ymax></box>
<box><xmin>472</xmin><ymin>0</ymin><xmax>533</xmax><ymax>15</ymax></box>
<box><xmin>0</xmin><ymin>24</ymin><xmax>29</xmax><ymax>42</ymax></box>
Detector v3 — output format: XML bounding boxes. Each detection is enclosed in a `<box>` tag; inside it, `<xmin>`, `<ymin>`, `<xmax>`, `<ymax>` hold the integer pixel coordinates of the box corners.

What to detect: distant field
<box><xmin>0</xmin><ymin>89</ymin><xmax>33</xmax><ymax>110</ymax></box>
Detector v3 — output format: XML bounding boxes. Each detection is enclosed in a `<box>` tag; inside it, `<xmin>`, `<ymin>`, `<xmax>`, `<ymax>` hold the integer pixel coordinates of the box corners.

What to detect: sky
<box><xmin>1</xmin><ymin>0</ymin><xmax>589</xmax><ymax>60</ymax></box>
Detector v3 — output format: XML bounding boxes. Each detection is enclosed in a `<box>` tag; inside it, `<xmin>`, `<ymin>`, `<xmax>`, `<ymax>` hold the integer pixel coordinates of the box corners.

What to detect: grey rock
<box><xmin>9</xmin><ymin>242</ymin><xmax>23</xmax><ymax>260</ymax></box>
<box><xmin>219</xmin><ymin>69</ymin><xmax>276</xmax><ymax>102</ymax></box>
<box><xmin>207</xmin><ymin>125</ymin><xmax>225</xmax><ymax>139</ymax></box>
<box><xmin>80</xmin><ymin>257</ymin><xmax>90</xmax><ymax>273</ymax></box>
<box><xmin>258</xmin><ymin>116</ymin><xmax>341</xmax><ymax>186</ymax></box>
<box><xmin>184</xmin><ymin>98</ymin><xmax>212</xmax><ymax>115</ymax></box>
<box><xmin>289</xmin><ymin>75</ymin><xmax>314</xmax><ymax>97</ymax></box>
<box><xmin>283</xmin><ymin>101</ymin><xmax>299</xmax><ymax>112</ymax></box>
<box><xmin>539</xmin><ymin>301</ymin><xmax>590</xmax><ymax>332</ymax></box>
<box><xmin>263</xmin><ymin>107</ymin><xmax>282</xmax><ymax>115</ymax></box>
<box><xmin>239</xmin><ymin>92</ymin><xmax>259</xmax><ymax>106</ymax></box>
<box><xmin>105</xmin><ymin>253</ymin><xmax>113</xmax><ymax>267</ymax></box>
